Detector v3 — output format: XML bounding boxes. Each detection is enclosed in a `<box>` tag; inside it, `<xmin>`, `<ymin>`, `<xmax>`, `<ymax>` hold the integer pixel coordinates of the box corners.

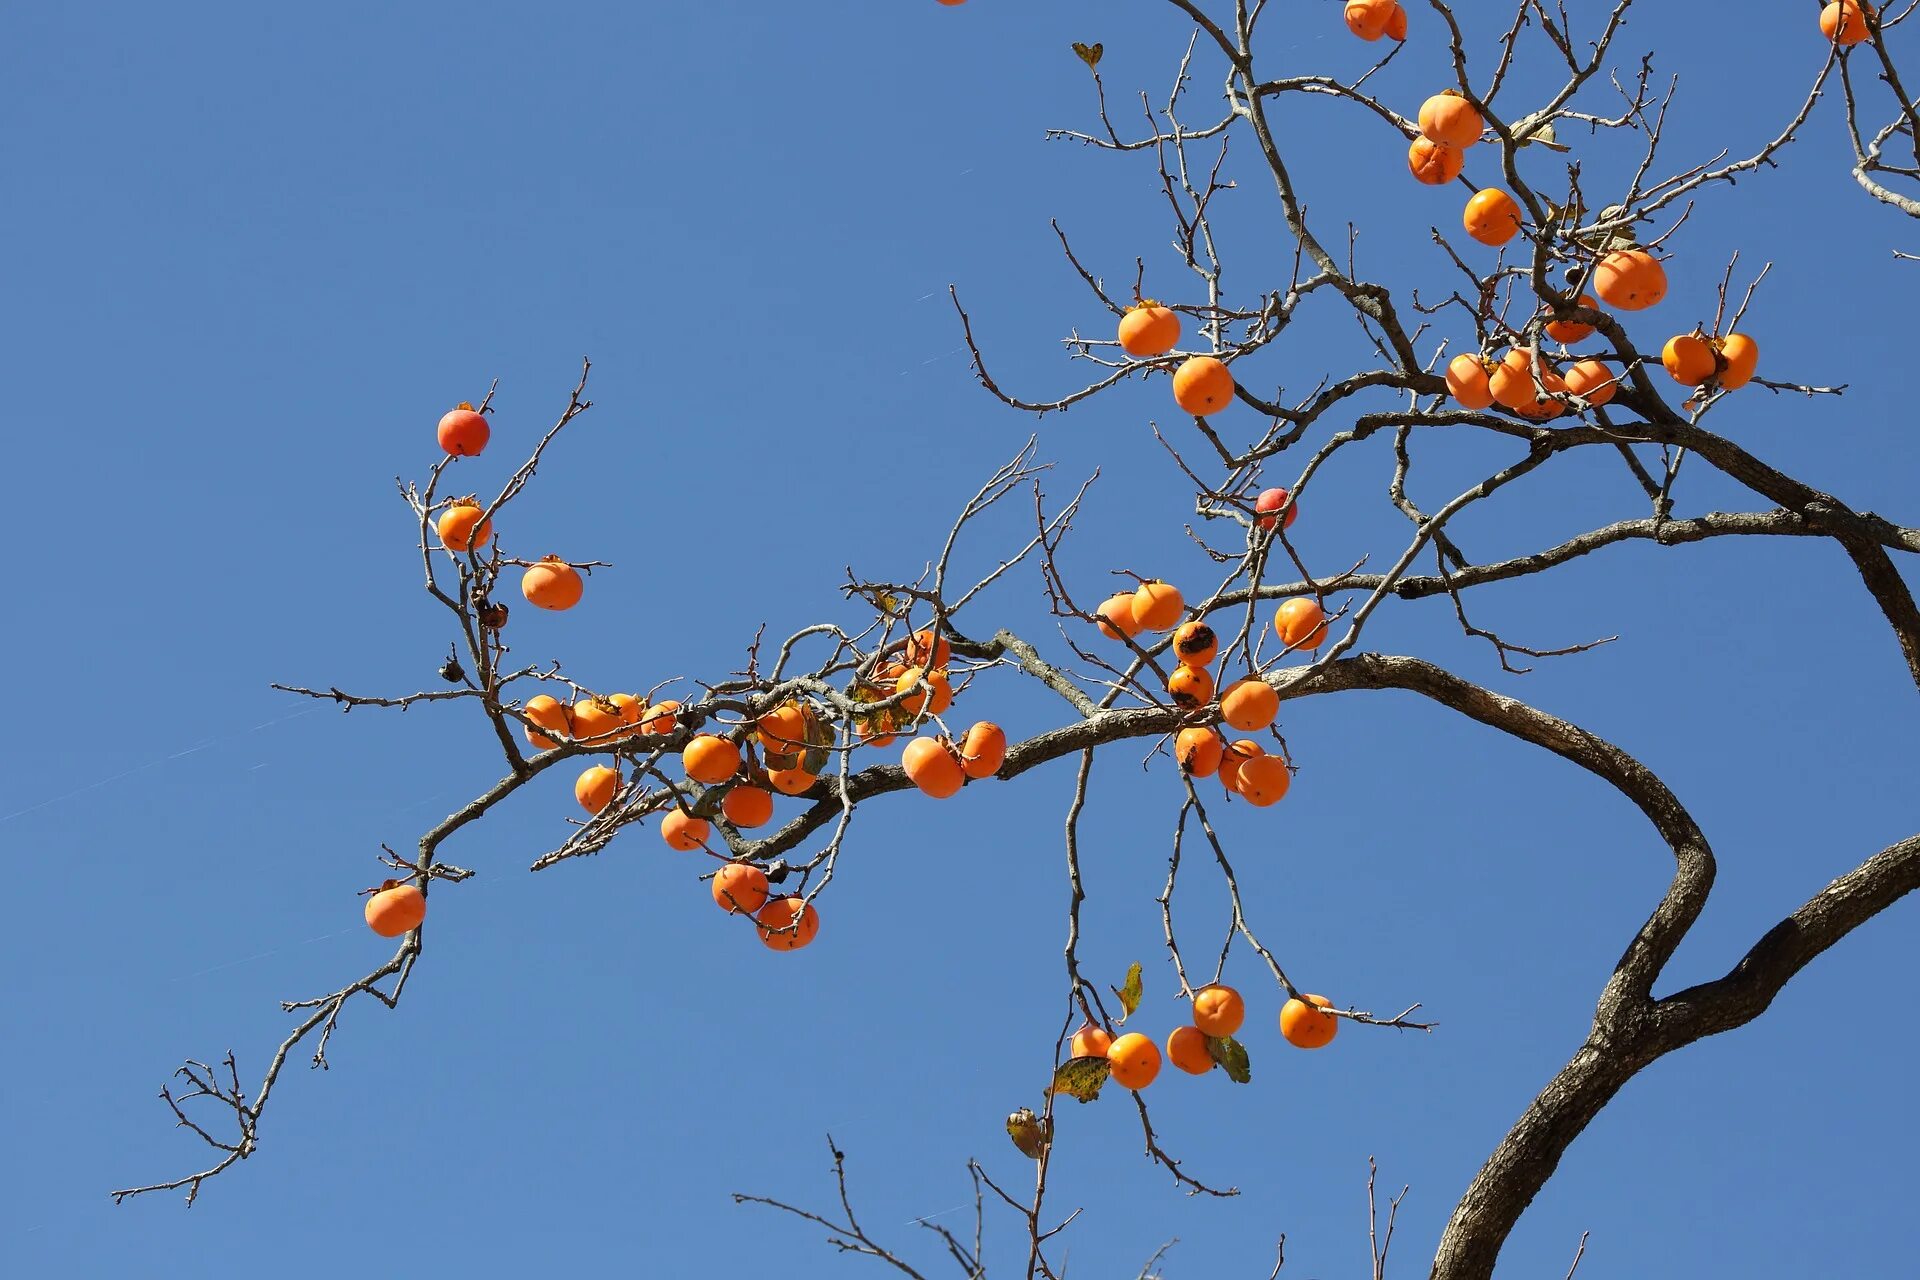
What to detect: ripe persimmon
<box><xmin>1220</xmin><ymin>678</ymin><xmax>1279</xmax><ymax>732</ymax></box>
<box><xmin>437</xmin><ymin>407</ymin><xmax>489</xmax><ymax>457</ymax></box>
<box><xmin>1176</xmin><ymin>727</ymin><xmax>1224</xmax><ymax>778</ymax></box>
<box><xmin>721</xmin><ymin>784</ymin><xmax>774</xmax><ymax>829</ymax></box>
<box><xmin>1107</xmin><ymin>1032</ymin><xmax>1162</xmax><ymax>1090</ymax></box>
<box><xmin>436</xmin><ymin>500</ymin><xmax>492</xmax><ymax>552</ymax></box>
<box><xmin>642</xmin><ymin>699</ymin><xmax>680</xmax><ymax>736</ymax></box>
<box><xmin>1192</xmin><ymin>984</ymin><xmax>1245</xmax><ymax>1037</ymax></box>
<box><xmin>768</xmin><ymin>766</ymin><xmax>817</xmax><ymax>796</ymax></box>
<box><xmin>1173</xmin><ymin>621</ymin><xmax>1219</xmax><ymax>668</ymax></box>
<box><xmin>1593</xmin><ymin>249</ymin><xmax>1667</xmax><ymax>310</ymax></box>
<box><xmin>575</xmin><ymin>764</ymin><xmax>619</xmax><ymax>814</ymax></box>
<box><xmin>365</xmin><ymin>880</ymin><xmax>426</xmax><ymax>937</ymax></box>
<box><xmin>1254</xmin><ymin>486</ymin><xmax>1299</xmax><ymax>532</ymax></box>
<box><xmin>523</xmin><ymin>694</ymin><xmax>570</xmax><ymax>749</ymax></box>
<box><xmin>660</xmin><ymin>809</ymin><xmax>709</xmax><ymax>851</ymax></box>
<box><xmin>1822</xmin><ymin>0</ymin><xmax>1873</xmax><ymax>44</ymax></box>
<box><xmin>757</xmin><ymin>703</ymin><xmax>808</xmax><ymax>756</ymax></box>
<box><xmin>571</xmin><ymin>696</ymin><xmax>624</xmax><ymax>744</ymax></box>
<box><xmin>1420</xmin><ymin>91</ymin><xmax>1483</xmax><ymax>148</ymax></box>
<box><xmin>902</xmin><ymin>736</ymin><xmax>965</xmax><ymax>798</ymax></box>
<box><xmin>1167</xmin><ymin>664</ymin><xmax>1216</xmax><ymax>709</ymax></box>
<box><xmin>1070</xmin><ymin>1022</ymin><xmax>1113</xmax><ymax>1058</ymax></box>
<box><xmin>684</xmin><ymin>735</ymin><xmax>741</xmax><ymax>785</ymax></box>
<box><xmin>521</xmin><ymin>556</ymin><xmax>584</xmax><ymax>611</ymax></box>
<box><xmin>1489</xmin><ymin>348</ymin><xmax>1566</xmax><ymax>417</ymax></box>
<box><xmin>895</xmin><ymin>666</ymin><xmax>953</xmax><ymax>716</ymax></box>
<box><xmin>757</xmin><ymin>896</ymin><xmax>820</xmax><ymax>951</ymax></box>
<box><xmin>1118</xmin><ymin>302</ymin><xmax>1181</xmax><ymax>357</ymax></box>
<box><xmin>1545</xmin><ymin>295</ymin><xmax>1600</xmax><ymax>344</ymax></box>
<box><xmin>711</xmin><ymin>862</ymin><xmax>769</xmax><ymax>915</ymax></box>
<box><xmin>1563</xmin><ymin>359</ymin><xmax>1618</xmax><ymax>406</ymax></box>
<box><xmin>1446</xmin><ymin>354</ymin><xmax>1496</xmax><ymax>410</ymax></box>
<box><xmin>1384</xmin><ymin>1</ymin><xmax>1407</xmax><ymax>39</ymax></box>
<box><xmin>1167</xmin><ymin>1025</ymin><xmax>1217</xmax><ymax>1075</ymax></box>
<box><xmin>1275</xmin><ymin>598</ymin><xmax>1329</xmax><ymax>651</ymax></box>
<box><xmin>1237</xmin><ymin>754</ymin><xmax>1292</xmax><ymax>806</ymax></box>
<box><xmin>1219</xmin><ymin>739</ymin><xmax>1265</xmax><ymax>793</ymax></box>
<box><xmin>608</xmin><ymin>694</ymin><xmax>645</xmax><ymax>738</ymax></box>
<box><xmin>1716</xmin><ymin>333</ymin><xmax>1759</xmax><ymax>390</ymax></box>
<box><xmin>959</xmin><ymin>721</ymin><xmax>1006</xmax><ymax>779</ymax></box>
<box><xmin>1407</xmin><ymin>137</ymin><xmax>1464</xmax><ymax>186</ymax></box>
<box><xmin>1171</xmin><ymin>356</ymin><xmax>1235</xmax><ymax>416</ymax></box>
<box><xmin>1662</xmin><ymin>332</ymin><xmax>1718</xmax><ymax>387</ymax></box>
<box><xmin>1462</xmin><ymin>189</ymin><xmax>1520</xmax><ymax>246</ymax></box>
<box><xmin>1280</xmin><ymin>994</ymin><xmax>1339</xmax><ymax>1049</ymax></box>
<box><xmin>1345</xmin><ymin>0</ymin><xmax>1400</xmax><ymax>40</ymax></box>
<box><xmin>1096</xmin><ymin>591</ymin><xmax>1143</xmax><ymax>640</ymax></box>
<box><xmin>906</xmin><ymin>628</ymin><xmax>952</xmax><ymax>669</ymax></box>
<box><xmin>1133</xmin><ymin>580</ymin><xmax>1185</xmax><ymax>631</ymax></box>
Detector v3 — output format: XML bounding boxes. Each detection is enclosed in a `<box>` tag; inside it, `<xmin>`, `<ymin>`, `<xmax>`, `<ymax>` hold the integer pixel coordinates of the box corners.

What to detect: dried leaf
<box><xmin>1111</xmin><ymin>961</ymin><xmax>1144</xmax><ymax>1023</ymax></box>
<box><xmin>1206</xmin><ymin>1034</ymin><xmax>1251</xmax><ymax>1084</ymax></box>
<box><xmin>1071</xmin><ymin>41</ymin><xmax>1103</xmax><ymax>69</ymax></box>
<box><xmin>1006</xmin><ymin>1107</ymin><xmax>1052</xmax><ymax>1158</ymax></box>
<box><xmin>1050</xmin><ymin>1055</ymin><xmax>1112</xmax><ymax>1104</ymax></box>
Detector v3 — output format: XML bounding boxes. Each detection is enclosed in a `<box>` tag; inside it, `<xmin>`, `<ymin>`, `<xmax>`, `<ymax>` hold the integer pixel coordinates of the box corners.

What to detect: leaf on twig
<box><xmin>1111</xmin><ymin>961</ymin><xmax>1144</xmax><ymax>1023</ymax></box>
<box><xmin>1071</xmin><ymin>41</ymin><xmax>1103</xmax><ymax>69</ymax></box>
<box><xmin>1206</xmin><ymin>1035</ymin><xmax>1252</xmax><ymax>1084</ymax></box>
<box><xmin>1050</xmin><ymin>1055</ymin><xmax>1112</xmax><ymax>1103</ymax></box>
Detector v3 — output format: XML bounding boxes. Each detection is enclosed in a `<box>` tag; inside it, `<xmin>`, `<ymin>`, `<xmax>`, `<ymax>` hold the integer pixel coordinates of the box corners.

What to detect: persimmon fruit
<box><xmin>1462</xmin><ymin>189</ymin><xmax>1520</xmax><ymax>246</ymax></box>
<box><xmin>1446</xmin><ymin>354</ymin><xmax>1496</xmax><ymax>410</ymax></box>
<box><xmin>1192</xmin><ymin>984</ymin><xmax>1245</xmax><ymax>1037</ymax></box>
<box><xmin>1171</xmin><ymin>356</ymin><xmax>1235</xmax><ymax>416</ymax></box>
<box><xmin>1280</xmin><ymin>994</ymin><xmax>1340</xmax><ymax>1049</ymax></box>
<box><xmin>1173</xmin><ymin>621</ymin><xmax>1218</xmax><ymax>668</ymax></box>
<box><xmin>1176</xmin><ymin>727</ymin><xmax>1224</xmax><ymax>778</ymax></box>
<box><xmin>1167</xmin><ymin>663</ymin><xmax>1215</xmax><ymax>709</ymax></box>
<box><xmin>721</xmin><ymin>784</ymin><xmax>774</xmax><ymax>829</ymax></box>
<box><xmin>1716</xmin><ymin>334</ymin><xmax>1759</xmax><ymax>390</ymax></box>
<box><xmin>1593</xmin><ymin>249</ymin><xmax>1667</xmax><ymax>311</ymax></box>
<box><xmin>757</xmin><ymin>897</ymin><xmax>820</xmax><ymax>951</ymax></box>
<box><xmin>365</xmin><ymin>881</ymin><xmax>426</xmax><ymax>937</ymax></box>
<box><xmin>1275</xmin><ymin>598</ymin><xmax>1329</xmax><ymax>650</ymax></box>
<box><xmin>523</xmin><ymin>694</ymin><xmax>570</xmax><ymax>749</ymax></box>
<box><xmin>521</xmin><ymin>556</ymin><xmax>584</xmax><ymax>611</ymax></box>
<box><xmin>684</xmin><ymin>734</ymin><xmax>741</xmax><ymax>785</ymax></box>
<box><xmin>1822</xmin><ymin>0</ymin><xmax>1873</xmax><ymax>44</ymax></box>
<box><xmin>906</xmin><ymin>628</ymin><xmax>952</xmax><ymax>669</ymax></box>
<box><xmin>1236</xmin><ymin>754</ymin><xmax>1292</xmax><ymax>806</ymax></box>
<box><xmin>1096</xmin><ymin>591</ymin><xmax>1143</xmax><ymax>640</ymax></box>
<box><xmin>436</xmin><ymin>407</ymin><xmax>489</xmax><ymax>457</ymax></box>
<box><xmin>1407</xmin><ymin>137</ymin><xmax>1464</xmax><ymax>186</ymax></box>
<box><xmin>959</xmin><ymin>721</ymin><xmax>1006</xmax><ymax>779</ymax></box>
<box><xmin>1254</xmin><ymin>486</ymin><xmax>1299</xmax><ymax>531</ymax></box>
<box><xmin>1133</xmin><ymin>580</ymin><xmax>1185</xmax><ymax>631</ymax></box>
<box><xmin>1563</xmin><ymin>359</ymin><xmax>1618</xmax><ymax>406</ymax></box>
<box><xmin>1106</xmin><ymin>1032</ymin><xmax>1162</xmax><ymax>1090</ymax></box>
<box><xmin>574</xmin><ymin>764</ymin><xmax>619</xmax><ymax>814</ymax></box>
<box><xmin>1345</xmin><ymin>0</ymin><xmax>1400</xmax><ymax>40</ymax></box>
<box><xmin>902</xmin><ymin>736</ymin><xmax>966</xmax><ymax>798</ymax></box>
<box><xmin>660</xmin><ymin>810</ymin><xmax>709</xmax><ymax>852</ymax></box>
<box><xmin>1167</xmin><ymin>1025</ymin><xmax>1217</xmax><ymax>1075</ymax></box>
<box><xmin>436</xmin><ymin>501</ymin><xmax>492</xmax><ymax>552</ymax></box>
<box><xmin>1420</xmin><ymin>91</ymin><xmax>1483</xmax><ymax>148</ymax></box>
<box><xmin>1070</xmin><ymin>1023</ymin><xmax>1113</xmax><ymax>1059</ymax></box>
<box><xmin>1545</xmin><ymin>295</ymin><xmax>1600</xmax><ymax>344</ymax></box>
<box><xmin>712</xmin><ymin>863</ymin><xmax>770</xmax><ymax>915</ymax></box>
<box><xmin>1118</xmin><ymin>302</ymin><xmax>1181</xmax><ymax>357</ymax></box>
<box><xmin>1662</xmin><ymin>333</ymin><xmax>1718</xmax><ymax>387</ymax></box>
<box><xmin>1220</xmin><ymin>678</ymin><xmax>1279</xmax><ymax>732</ymax></box>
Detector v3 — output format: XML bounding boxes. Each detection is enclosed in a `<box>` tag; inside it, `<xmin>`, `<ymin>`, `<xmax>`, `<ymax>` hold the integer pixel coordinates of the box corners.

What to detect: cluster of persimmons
<box><xmin>1066</xmin><ymin>982</ymin><xmax>1342</xmax><ymax>1097</ymax></box>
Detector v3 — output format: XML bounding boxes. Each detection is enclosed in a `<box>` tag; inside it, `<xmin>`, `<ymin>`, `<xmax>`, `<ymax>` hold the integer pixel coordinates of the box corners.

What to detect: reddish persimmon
<box><xmin>523</xmin><ymin>694</ymin><xmax>570</xmax><ymax>749</ymax></box>
<box><xmin>1176</xmin><ymin>727</ymin><xmax>1225</xmax><ymax>778</ymax></box>
<box><xmin>1173</xmin><ymin>620</ymin><xmax>1219</xmax><ymax>668</ymax></box>
<box><xmin>684</xmin><ymin>735</ymin><xmax>741</xmax><ymax>785</ymax></box>
<box><xmin>1408</xmin><ymin>137</ymin><xmax>1464</xmax><ymax>186</ymax></box>
<box><xmin>721</xmin><ymin>784</ymin><xmax>774</xmax><ymax>829</ymax></box>
<box><xmin>1171</xmin><ymin>356</ymin><xmax>1235</xmax><ymax>416</ymax></box>
<box><xmin>902</xmin><ymin>736</ymin><xmax>965</xmax><ymax>798</ymax></box>
<box><xmin>1462</xmin><ymin>189</ymin><xmax>1520</xmax><ymax>246</ymax></box>
<box><xmin>959</xmin><ymin>721</ymin><xmax>1006</xmax><ymax>779</ymax></box>
<box><xmin>1593</xmin><ymin>249</ymin><xmax>1667</xmax><ymax>311</ymax></box>
<box><xmin>1118</xmin><ymin>302</ymin><xmax>1181</xmax><ymax>357</ymax></box>
<box><xmin>1167</xmin><ymin>1025</ymin><xmax>1217</xmax><ymax>1075</ymax></box>
<box><xmin>757</xmin><ymin>896</ymin><xmax>820</xmax><ymax>951</ymax></box>
<box><xmin>1280</xmin><ymin>994</ymin><xmax>1339</xmax><ymax>1049</ymax></box>
<box><xmin>1070</xmin><ymin>1022</ymin><xmax>1113</xmax><ymax>1059</ymax></box>
<box><xmin>1662</xmin><ymin>333</ymin><xmax>1718</xmax><ymax>387</ymax></box>
<box><xmin>436</xmin><ymin>500</ymin><xmax>492</xmax><ymax>552</ymax></box>
<box><xmin>1563</xmin><ymin>359</ymin><xmax>1618</xmax><ymax>406</ymax></box>
<box><xmin>365</xmin><ymin>880</ymin><xmax>426</xmax><ymax>937</ymax></box>
<box><xmin>1716</xmin><ymin>333</ymin><xmax>1759</xmax><ymax>390</ymax></box>
<box><xmin>1275</xmin><ymin>598</ymin><xmax>1329</xmax><ymax>651</ymax></box>
<box><xmin>1420</xmin><ymin>91</ymin><xmax>1483</xmax><ymax>148</ymax></box>
<box><xmin>1133</xmin><ymin>580</ymin><xmax>1185</xmax><ymax>631</ymax></box>
<box><xmin>767</xmin><ymin>766</ymin><xmax>817</xmax><ymax>796</ymax></box>
<box><xmin>575</xmin><ymin>764</ymin><xmax>619</xmax><ymax>814</ymax></box>
<box><xmin>1220</xmin><ymin>678</ymin><xmax>1279</xmax><ymax>732</ymax></box>
<box><xmin>1822</xmin><ymin>0</ymin><xmax>1873</xmax><ymax>44</ymax></box>
<box><xmin>1446</xmin><ymin>354</ymin><xmax>1496</xmax><ymax>410</ymax></box>
<box><xmin>1219</xmin><ymin>739</ymin><xmax>1265</xmax><ymax>793</ymax></box>
<box><xmin>521</xmin><ymin>556</ymin><xmax>584</xmax><ymax>611</ymax></box>
<box><xmin>1254</xmin><ymin>486</ymin><xmax>1299</xmax><ymax>531</ymax></box>
<box><xmin>1107</xmin><ymin>1032</ymin><xmax>1162</xmax><ymax>1090</ymax></box>
<box><xmin>1545</xmin><ymin>295</ymin><xmax>1601</xmax><ymax>344</ymax></box>
<box><xmin>1096</xmin><ymin>591</ymin><xmax>1143</xmax><ymax>640</ymax></box>
<box><xmin>1192</xmin><ymin>984</ymin><xmax>1245</xmax><ymax>1037</ymax></box>
<box><xmin>437</xmin><ymin>407</ymin><xmax>489</xmax><ymax>457</ymax></box>
<box><xmin>660</xmin><ymin>809</ymin><xmax>709</xmax><ymax>851</ymax></box>
<box><xmin>1236</xmin><ymin>754</ymin><xmax>1292</xmax><ymax>806</ymax></box>
<box><xmin>906</xmin><ymin>628</ymin><xmax>952</xmax><ymax>669</ymax></box>
<box><xmin>711</xmin><ymin>862</ymin><xmax>769</xmax><ymax>915</ymax></box>
<box><xmin>1167</xmin><ymin>663</ymin><xmax>1216</xmax><ymax>709</ymax></box>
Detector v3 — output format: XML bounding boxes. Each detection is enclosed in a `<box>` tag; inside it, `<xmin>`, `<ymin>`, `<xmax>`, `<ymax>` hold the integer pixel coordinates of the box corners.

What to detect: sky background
<box><xmin>2</xmin><ymin>2</ymin><xmax>1915</xmax><ymax>1276</ymax></box>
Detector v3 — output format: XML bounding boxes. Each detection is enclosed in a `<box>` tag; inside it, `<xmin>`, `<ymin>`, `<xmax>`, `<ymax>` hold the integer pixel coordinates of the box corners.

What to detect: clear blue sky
<box><xmin>3</xmin><ymin>3</ymin><xmax>1915</xmax><ymax>1276</ymax></box>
